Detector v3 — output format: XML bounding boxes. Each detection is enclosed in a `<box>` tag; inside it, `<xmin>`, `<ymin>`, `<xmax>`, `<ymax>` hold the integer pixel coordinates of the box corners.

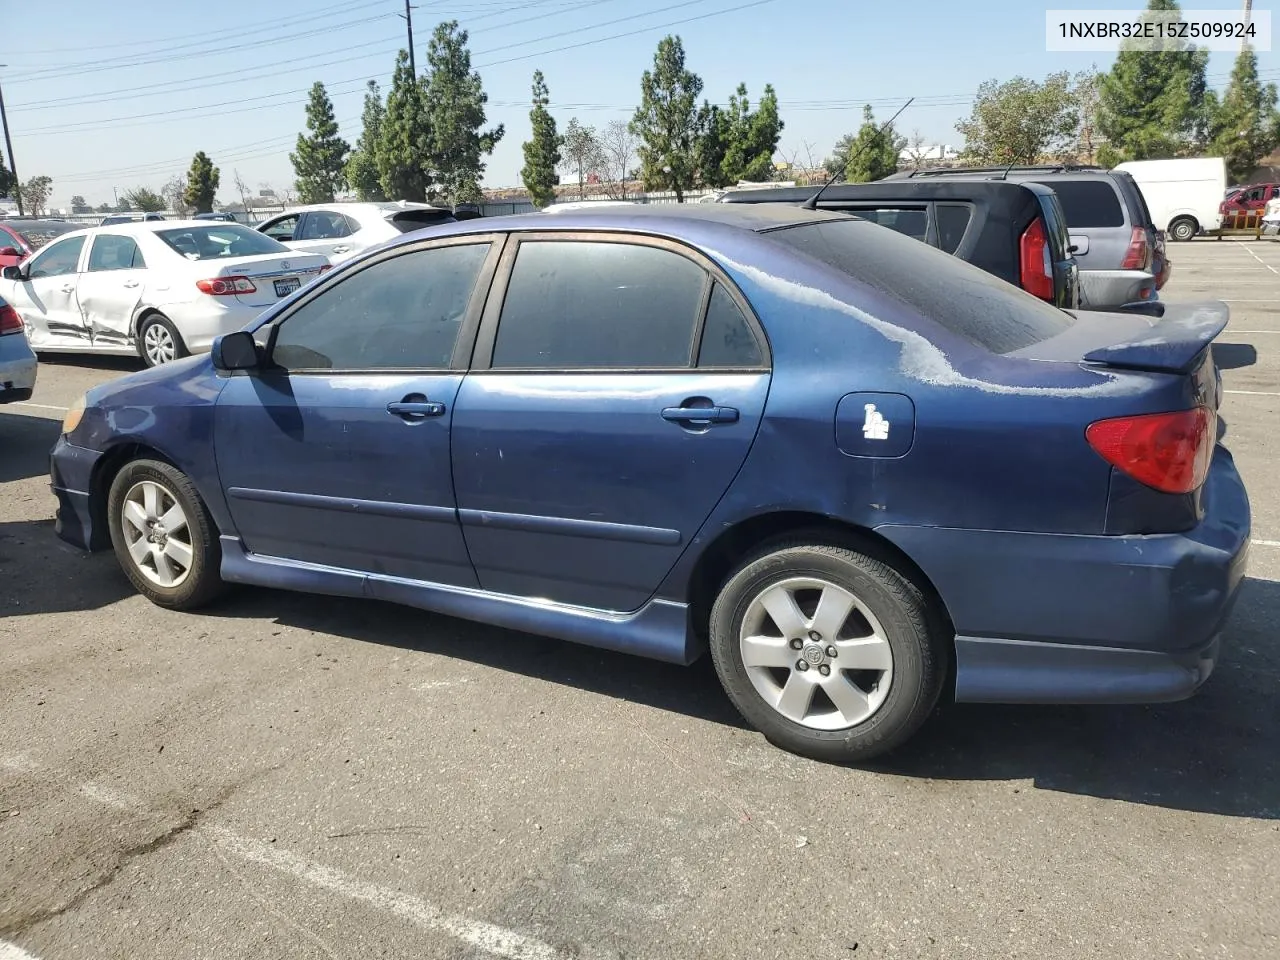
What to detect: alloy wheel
<box><xmin>120</xmin><ymin>480</ymin><xmax>194</xmax><ymax>588</ymax></box>
<box><xmin>738</xmin><ymin>576</ymin><xmax>894</xmax><ymax>731</ymax></box>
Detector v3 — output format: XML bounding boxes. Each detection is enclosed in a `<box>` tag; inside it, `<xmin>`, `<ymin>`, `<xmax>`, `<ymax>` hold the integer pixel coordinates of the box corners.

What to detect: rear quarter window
<box><xmin>933</xmin><ymin>203</ymin><xmax>973</xmax><ymax>253</ymax></box>
<box><xmin>1042</xmin><ymin>180</ymin><xmax>1125</xmax><ymax>228</ymax></box>
<box><xmin>764</xmin><ymin>218</ymin><xmax>1075</xmax><ymax>354</ymax></box>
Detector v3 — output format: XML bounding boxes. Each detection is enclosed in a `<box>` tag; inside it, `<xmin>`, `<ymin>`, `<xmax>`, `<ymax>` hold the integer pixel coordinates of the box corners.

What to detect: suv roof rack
<box><xmin>894</xmin><ymin>163</ymin><xmax>1108</xmax><ymax>179</ymax></box>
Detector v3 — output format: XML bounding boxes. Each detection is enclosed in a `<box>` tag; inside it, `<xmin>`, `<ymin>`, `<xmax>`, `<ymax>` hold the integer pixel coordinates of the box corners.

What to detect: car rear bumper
<box><xmin>50</xmin><ymin>436</ymin><xmax>107</xmax><ymax>551</ymax></box>
<box><xmin>168</xmin><ymin>300</ymin><xmax>267</xmax><ymax>355</ymax></box>
<box><xmin>877</xmin><ymin>446</ymin><xmax>1250</xmax><ymax>704</ymax></box>
<box><xmin>0</xmin><ymin>341</ymin><xmax>37</xmax><ymax>401</ymax></box>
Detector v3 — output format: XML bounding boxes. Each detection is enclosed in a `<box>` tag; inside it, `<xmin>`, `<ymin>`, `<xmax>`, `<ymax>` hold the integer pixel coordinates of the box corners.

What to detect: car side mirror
<box><xmin>211</xmin><ymin>330</ymin><xmax>260</xmax><ymax>372</ymax></box>
<box><xmin>0</xmin><ymin>246</ymin><xmax>21</xmax><ymax>258</ymax></box>
<box><xmin>1</xmin><ymin>264</ymin><xmax>25</xmax><ymax>281</ymax></box>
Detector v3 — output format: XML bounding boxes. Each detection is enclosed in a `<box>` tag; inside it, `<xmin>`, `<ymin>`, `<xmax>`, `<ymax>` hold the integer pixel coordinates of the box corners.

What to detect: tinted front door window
<box><xmin>28</xmin><ymin>236</ymin><xmax>85</xmax><ymax>278</ymax></box>
<box><xmin>272</xmin><ymin>243</ymin><xmax>491</xmax><ymax>370</ymax></box>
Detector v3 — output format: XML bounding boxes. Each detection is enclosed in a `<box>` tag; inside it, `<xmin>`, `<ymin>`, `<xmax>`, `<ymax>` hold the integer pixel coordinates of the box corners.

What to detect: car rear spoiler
<box><xmin>1081</xmin><ymin>301</ymin><xmax>1229</xmax><ymax>374</ymax></box>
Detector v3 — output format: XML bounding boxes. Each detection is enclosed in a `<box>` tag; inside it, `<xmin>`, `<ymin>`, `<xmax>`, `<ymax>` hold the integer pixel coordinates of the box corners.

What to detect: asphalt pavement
<box><xmin>1</xmin><ymin>240</ymin><xmax>1278</xmax><ymax>960</ymax></box>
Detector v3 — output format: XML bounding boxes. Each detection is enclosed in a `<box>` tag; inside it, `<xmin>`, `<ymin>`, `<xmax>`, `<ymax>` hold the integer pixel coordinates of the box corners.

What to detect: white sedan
<box><xmin>255</xmin><ymin>201</ymin><xmax>455</xmax><ymax>264</ymax></box>
<box><xmin>0</xmin><ymin>220</ymin><xmax>329</xmax><ymax>367</ymax></box>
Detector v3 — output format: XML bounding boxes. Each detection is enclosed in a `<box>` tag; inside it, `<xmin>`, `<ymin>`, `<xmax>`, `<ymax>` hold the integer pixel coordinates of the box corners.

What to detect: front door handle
<box><xmin>661</xmin><ymin>405</ymin><xmax>739</xmax><ymax>424</ymax></box>
<box><xmin>59</xmin><ymin>284</ymin><xmax>75</xmax><ymax>294</ymax></box>
<box><xmin>122</xmin><ymin>279</ymin><xmax>139</xmax><ymax>288</ymax></box>
<box><xmin>388</xmin><ymin>396</ymin><xmax>446</xmax><ymax>420</ymax></box>
<box><xmin>332</xmin><ymin>245</ymin><xmax>351</xmax><ymax>254</ymax></box>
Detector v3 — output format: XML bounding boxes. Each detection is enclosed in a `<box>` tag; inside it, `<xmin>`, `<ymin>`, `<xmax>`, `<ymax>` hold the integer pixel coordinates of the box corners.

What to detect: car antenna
<box><xmin>996</xmin><ymin>158</ymin><xmax>1017</xmax><ymax>180</ymax></box>
<box><xmin>801</xmin><ymin>97</ymin><xmax>914</xmax><ymax>211</ymax></box>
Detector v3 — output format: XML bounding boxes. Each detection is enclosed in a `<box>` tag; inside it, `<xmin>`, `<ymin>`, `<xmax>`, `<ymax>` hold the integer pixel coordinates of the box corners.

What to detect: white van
<box><xmin>1114</xmin><ymin>157</ymin><xmax>1226</xmax><ymax>241</ymax></box>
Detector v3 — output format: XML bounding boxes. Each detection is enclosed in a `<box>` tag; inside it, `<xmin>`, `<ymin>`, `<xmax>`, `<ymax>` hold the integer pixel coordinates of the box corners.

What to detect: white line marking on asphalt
<box><xmin>72</xmin><ymin>783</ymin><xmax>568</xmax><ymax>960</ymax></box>
<box><xmin>0</xmin><ymin>755</ymin><xmax>34</xmax><ymax>772</ymax></box>
<box><xmin>79</xmin><ymin>782</ymin><xmax>148</xmax><ymax>813</ymax></box>
<box><xmin>1221</xmin><ymin>329</ymin><xmax>1280</xmax><ymax>333</ymax></box>
<box><xmin>1239</xmin><ymin>244</ymin><xmax>1280</xmax><ymax>274</ymax></box>
<box><xmin>1251</xmin><ymin>539</ymin><xmax>1280</xmax><ymax>548</ymax></box>
<box><xmin>207</xmin><ymin>827</ymin><xmax>566</xmax><ymax>960</ymax></box>
<box><xmin>1224</xmin><ymin>389</ymin><xmax>1280</xmax><ymax>396</ymax></box>
<box><xmin>0</xmin><ymin>940</ymin><xmax>43</xmax><ymax>960</ymax></box>
<box><xmin>12</xmin><ymin>402</ymin><xmax>67</xmax><ymax>412</ymax></box>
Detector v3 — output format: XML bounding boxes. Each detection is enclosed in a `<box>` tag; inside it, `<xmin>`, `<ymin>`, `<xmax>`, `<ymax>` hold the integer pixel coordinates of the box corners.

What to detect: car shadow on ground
<box><xmin>34</xmin><ymin>354</ymin><xmax>144</xmax><ymax>374</ymax></box>
<box><xmin>0</xmin><ymin>412</ymin><xmax>60</xmax><ymax>484</ymax></box>
<box><xmin>201</xmin><ymin>574</ymin><xmax>1280</xmax><ymax>821</ymax></box>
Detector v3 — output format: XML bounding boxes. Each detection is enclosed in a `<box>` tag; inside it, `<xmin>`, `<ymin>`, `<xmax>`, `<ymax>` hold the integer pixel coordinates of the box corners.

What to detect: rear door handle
<box><xmin>388</xmin><ymin>399</ymin><xmax>446</xmax><ymax>419</ymax></box>
<box><xmin>661</xmin><ymin>405</ymin><xmax>739</xmax><ymax>424</ymax></box>
<box><xmin>332</xmin><ymin>245</ymin><xmax>350</xmax><ymax>254</ymax></box>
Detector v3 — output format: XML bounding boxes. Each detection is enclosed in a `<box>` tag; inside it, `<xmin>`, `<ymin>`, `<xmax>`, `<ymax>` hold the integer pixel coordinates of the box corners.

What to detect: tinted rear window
<box><xmin>390</xmin><ymin>209</ymin><xmax>456</xmax><ymax>233</ymax></box>
<box><xmin>764</xmin><ymin>219</ymin><xmax>1075</xmax><ymax>353</ymax></box>
<box><xmin>2</xmin><ymin>220</ymin><xmax>81</xmax><ymax>250</ymax></box>
<box><xmin>156</xmin><ymin>224</ymin><xmax>287</xmax><ymax>260</ymax></box>
<box><xmin>1043</xmin><ymin>180</ymin><xmax>1125</xmax><ymax>228</ymax></box>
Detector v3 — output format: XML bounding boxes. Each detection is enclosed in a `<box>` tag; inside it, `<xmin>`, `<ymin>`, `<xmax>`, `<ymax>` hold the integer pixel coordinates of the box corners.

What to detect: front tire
<box><xmin>708</xmin><ymin>541</ymin><xmax>945</xmax><ymax>763</ymax></box>
<box><xmin>1168</xmin><ymin>216</ymin><xmax>1198</xmax><ymax>242</ymax></box>
<box><xmin>107</xmin><ymin>459</ymin><xmax>225</xmax><ymax>610</ymax></box>
<box><xmin>137</xmin><ymin>313</ymin><xmax>189</xmax><ymax>367</ymax></box>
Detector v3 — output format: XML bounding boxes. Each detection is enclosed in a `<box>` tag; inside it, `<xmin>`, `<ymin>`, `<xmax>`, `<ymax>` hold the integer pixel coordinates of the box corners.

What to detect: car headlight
<box><xmin>62</xmin><ymin>395</ymin><xmax>86</xmax><ymax>436</ymax></box>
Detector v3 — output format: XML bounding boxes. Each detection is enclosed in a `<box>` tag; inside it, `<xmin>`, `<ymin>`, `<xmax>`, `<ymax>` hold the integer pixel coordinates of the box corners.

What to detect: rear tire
<box><xmin>107</xmin><ymin>459</ymin><xmax>226</xmax><ymax>610</ymax></box>
<box><xmin>708</xmin><ymin>541</ymin><xmax>945</xmax><ymax>763</ymax></box>
<box><xmin>137</xmin><ymin>313</ymin><xmax>189</xmax><ymax>367</ymax></box>
<box><xmin>1169</xmin><ymin>216</ymin><xmax>1198</xmax><ymax>242</ymax></box>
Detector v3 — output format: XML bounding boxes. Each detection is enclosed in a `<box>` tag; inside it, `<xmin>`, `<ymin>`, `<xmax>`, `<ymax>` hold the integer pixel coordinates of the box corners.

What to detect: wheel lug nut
<box><xmin>790</xmin><ymin>638</ymin><xmax>803</xmax><ymax>650</ymax></box>
<box><xmin>826</xmin><ymin>646</ymin><xmax>837</xmax><ymax>658</ymax></box>
<box><xmin>808</xmin><ymin>631</ymin><xmax>822</xmax><ymax>642</ymax></box>
<box><xmin>796</xmin><ymin>660</ymin><xmax>809</xmax><ymax>671</ymax></box>
<box><xmin>819</xmin><ymin>665</ymin><xmax>831</xmax><ymax>676</ymax></box>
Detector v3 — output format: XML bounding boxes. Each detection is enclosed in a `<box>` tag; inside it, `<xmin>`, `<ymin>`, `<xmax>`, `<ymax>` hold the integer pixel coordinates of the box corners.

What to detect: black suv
<box><xmin>719</xmin><ymin>180</ymin><xmax>1080</xmax><ymax>309</ymax></box>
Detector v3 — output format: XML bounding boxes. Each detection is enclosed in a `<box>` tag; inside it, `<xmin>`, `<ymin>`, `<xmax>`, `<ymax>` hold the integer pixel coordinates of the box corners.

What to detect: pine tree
<box><xmin>520</xmin><ymin>70</ymin><xmax>562</xmax><ymax>208</ymax></box>
<box><xmin>1206</xmin><ymin>46</ymin><xmax>1280</xmax><ymax>183</ymax></box>
<box><xmin>843</xmin><ymin>105</ymin><xmax>906</xmax><ymax>182</ymax></box>
<box><xmin>719</xmin><ymin>83</ymin><xmax>784</xmax><ymax>183</ymax></box>
<box><xmin>422</xmin><ymin>20</ymin><xmax>504</xmax><ymax>204</ymax></box>
<box><xmin>290</xmin><ymin>82</ymin><xmax>350</xmax><ymax>203</ymax></box>
<box><xmin>377</xmin><ymin>51</ymin><xmax>434</xmax><ymax>202</ymax></box>
<box><xmin>346</xmin><ymin>81</ymin><xmax>388</xmax><ymax>202</ymax></box>
<box><xmin>0</xmin><ymin>151</ymin><xmax>14</xmax><ymax>198</ymax></box>
<box><xmin>1096</xmin><ymin>0</ymin><xmax>1209</xmax><ymax>164</ymax></box>
<box><xmin>695</xmin><ymin>102</ymin><xmax>732</xmax><ymax>189</ymax></box>
<box><xmin>182</xmin><ymin>151</ymin><xmax>220</xmax><ymax>213</ymax></box>
<box><xmin>630</xmin><ymin>35</ymin><xmax>703</xmax><ymax>202</ymax></box>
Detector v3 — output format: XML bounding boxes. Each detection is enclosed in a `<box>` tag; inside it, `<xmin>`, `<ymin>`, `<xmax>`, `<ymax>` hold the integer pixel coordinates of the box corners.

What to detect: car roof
<box><xmin>723</xmin><ymin>179</ymin><xmax>1050</xmax><ymax>204</ymax></box>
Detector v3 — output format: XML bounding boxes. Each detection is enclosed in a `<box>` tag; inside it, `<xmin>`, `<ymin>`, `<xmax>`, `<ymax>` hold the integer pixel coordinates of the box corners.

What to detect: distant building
<box><xmin>899</xmin><ymin>144</ymin><xmax>961</xmax><ymax>164</ymax></box>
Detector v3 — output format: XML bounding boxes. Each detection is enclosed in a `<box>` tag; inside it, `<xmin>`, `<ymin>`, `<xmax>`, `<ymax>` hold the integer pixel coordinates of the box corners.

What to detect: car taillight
<box><xmin>1086</xmin><ymin>407</ymin><xmax>1214</xmax><ymax>494</ymax></box>
<box><xmin>1019</xmin><ymin>218</ymin><xmax>1054</xmax><ymax>301</ymax></box>
<box><xmin>196</xmin><ymin>276</ymin><xmax>257</xmax><ymax>296</ymax></box>
<box><xmin>0</xmin><ymin>304</ymin><xmax>22</xmax><ymax>335</ymax></box>
<box><xmin>1120</xmin><ymin>226</ymin><xmax>1150</xmax><ymax>270</ymax></box>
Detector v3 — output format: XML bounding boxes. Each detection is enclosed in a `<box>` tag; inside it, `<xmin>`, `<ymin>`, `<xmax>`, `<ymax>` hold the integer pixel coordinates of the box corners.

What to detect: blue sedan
<box><xmin>48</xmin><ymin>204</ymin><xmax>1250</xmax><ymax>761</ymax></box>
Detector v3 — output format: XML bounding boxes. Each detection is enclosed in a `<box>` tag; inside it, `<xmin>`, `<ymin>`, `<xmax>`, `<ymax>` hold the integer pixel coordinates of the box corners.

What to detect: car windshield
<box><xmin>764</xmin><ymin>218</ymin><xmax>1076</xmax><ymax>354</ymax></box>
<box><xmin>156</xmin><ymin>224</ymin><xmax>288</xmax><ymax>260</ymax></box>
<box><xmin>2</xmin><ymin>219</ymin><xmax>82</xmax><ymax>251</ymax></box>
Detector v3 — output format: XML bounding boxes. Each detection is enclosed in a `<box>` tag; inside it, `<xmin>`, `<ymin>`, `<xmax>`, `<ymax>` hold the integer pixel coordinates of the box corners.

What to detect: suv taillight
<box><xmin>1120</xmin><ymin>226</ymin><xmax>1150</xmax><ymax>270</ymax></box>
<box><xmin>1086</xmin><ymin>407</ymin><xmax>1215</xmax><ymax>494</ymax></box>
<box><xmin>196</xmin><ymin>276</ymin><xmax>257</xmax><ymax>296</ymax></box>
<box><xmin>0</xmin><ymin>304</ymin><xmax>22</xmax><ymax>335</ymax></box>
<box><xmin>1019</xmin><ymin>217</ymin><xmax>1054</xmax><ymax>301</ymax></box>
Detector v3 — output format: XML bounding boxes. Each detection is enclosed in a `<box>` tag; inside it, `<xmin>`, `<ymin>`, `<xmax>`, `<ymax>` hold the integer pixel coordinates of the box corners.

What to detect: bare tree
<box><xmin>597</xmin><ymin>120</ymin><xmax>637</xmax><ymax>199</ymax></box>
<box><xmin>902</xmin><ymin>129</ymin><xmax>932</xmax><ymax>170</ymax></box>
<box><xmin>163</xmin><ymin>175</ymin><xmax>191</xmax><ymax>216</ymax></box>
<box><xmin>233</xmin><ymin>168</ymin><xmax>252</xmax><ymax>212</ymax></box>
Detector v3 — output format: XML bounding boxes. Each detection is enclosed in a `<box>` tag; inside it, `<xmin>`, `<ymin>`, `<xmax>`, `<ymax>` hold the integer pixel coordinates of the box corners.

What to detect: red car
<box><xmin>1220</xmin><ymin>183</ymin><xmax>1280</xmax><ymax>229</ymax></box>
<box><xmin>0</xmin><ymin>218</ymin><xmax>84</xmax><ymax>269</ymax></box>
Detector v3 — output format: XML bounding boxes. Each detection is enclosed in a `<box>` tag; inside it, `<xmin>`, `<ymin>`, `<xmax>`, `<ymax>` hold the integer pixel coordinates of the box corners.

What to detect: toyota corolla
<box><xmin>47</xmin><ymin>205</ymin><xmax>1250</xmax><ymax>761</ymax></box>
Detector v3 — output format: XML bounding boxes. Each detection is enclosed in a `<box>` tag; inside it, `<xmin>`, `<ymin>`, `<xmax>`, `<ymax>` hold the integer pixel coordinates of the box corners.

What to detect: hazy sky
<box><xmin>1</xmin><ymin>0</ymin><xmax>1274</xmax><ymax>210</ymax></box>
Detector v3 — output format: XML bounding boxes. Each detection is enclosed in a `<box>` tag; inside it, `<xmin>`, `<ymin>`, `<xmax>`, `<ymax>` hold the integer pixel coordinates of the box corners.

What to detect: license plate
<box><xmin>274</xmin><ymin>278</ymin><xmax>301</xmax><ymax>297</ymax></box>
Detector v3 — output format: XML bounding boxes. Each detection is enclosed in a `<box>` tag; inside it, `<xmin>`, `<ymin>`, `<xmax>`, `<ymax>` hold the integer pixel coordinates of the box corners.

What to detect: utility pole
<box><xmin>1243</xmin><ymin>0</ymin><xmax>1253</xmax><ymax>52</ymax></box>
<box><xmin>0</xmin><ymin>67</ymin><xmax>22</xmax><ymax>216</ymax></box>
<box><xmin>399</xmin><ymin>0</ymin><xmax>418</xmax><ymax>78</ymax></box>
